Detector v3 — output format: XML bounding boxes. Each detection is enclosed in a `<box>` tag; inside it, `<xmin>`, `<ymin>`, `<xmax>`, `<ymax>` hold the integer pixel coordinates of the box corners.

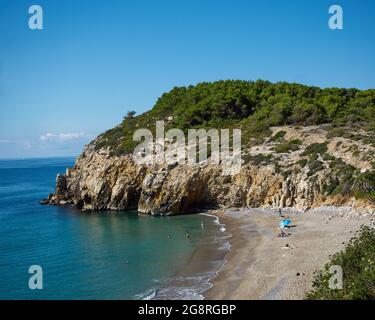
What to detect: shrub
<box><xmin>306</xmin><ymin>226</ymin><xmax>375</xmax><ymax>300</ymax></box>
<box><xmin>269</xmin><ymin>130</ymin><xmax>287</xmax><ymax>142</ymax></box>
<box><xmin>326</xmin><ymin>127</ymin><xmax>347</xmax><ymax>139</ymax></box>
<box><xmin>243</xmin><ymin>154</ymin><xmax>273</xmax><ymax>166</ymax></box>
<box><xmin>274</xmin><ymin>139</ymin><xmax>302</xmax><ymax>154</ymax></box>
<box><xmin>354</xmin><ymin>171</ymin><xmax>375</xmax><ymax>203</ymax></box>
<box><xmin>298</xmin><ymin>159</ymin><xmax>308</xmax><ymax>168</ymax></box>
<box><xmin>302</xmin><ymin>142</ymin><xmax>328</xmax><ymax>156</ymax></box>
<box><xmin>307</xmin><ymin>160</ymin><xmax>324</xmax><ymax>176</ymax></box>
<box><xmin>323</xmin><ymin>153</ymin><xmax>336</xmax><ymax>161</ymax></box>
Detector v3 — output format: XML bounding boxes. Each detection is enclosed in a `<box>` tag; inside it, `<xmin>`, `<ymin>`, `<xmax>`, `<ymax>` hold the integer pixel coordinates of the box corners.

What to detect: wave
<box><xmin>133</xmin><ymin>288</ymin><xmax>157</xmax><ymax>300</ymax></box>
<box><xmin>134</xmin><ymin>212</ymin><xmax>231</xmax><ymax>300</ymax></box>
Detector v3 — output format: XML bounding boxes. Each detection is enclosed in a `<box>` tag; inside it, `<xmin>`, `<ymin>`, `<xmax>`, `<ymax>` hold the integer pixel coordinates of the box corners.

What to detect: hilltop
<box><xmin>94</xmin><ymin>80</ymin><xmax>375</xmax><ymax>155</ymax></box>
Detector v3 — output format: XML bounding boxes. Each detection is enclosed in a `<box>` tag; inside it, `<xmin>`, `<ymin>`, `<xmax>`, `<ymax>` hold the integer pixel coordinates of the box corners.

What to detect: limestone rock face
<box><xmin>42</xmin><ymin>140</ymin><xmax>374</xmax><ymax>215</ymax></box>
<box><xmin>41</xmin><ymin>127</ymin><xmax>375</xmax><ymax>215</ymax></box>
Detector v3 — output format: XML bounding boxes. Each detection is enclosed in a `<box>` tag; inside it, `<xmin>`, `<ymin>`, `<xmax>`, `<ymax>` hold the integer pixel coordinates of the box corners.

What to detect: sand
<box><xmin>204</xmin><ymin>207</ymin><xmax>374</xmax><ymax>300</ymax></box>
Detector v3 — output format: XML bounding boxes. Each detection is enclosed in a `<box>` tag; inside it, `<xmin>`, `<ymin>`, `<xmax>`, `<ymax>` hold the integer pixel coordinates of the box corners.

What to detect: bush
<box><xmin>306</xmin><ymin>226</ymin><xmax>375</xmax><ymax>300</ymax></box>
<box><xmin>274</xmin><ymin>139</ymin><xmax>302</xmax><ymax>153</ymax></box>
<box><xmin>298</xmin><ymin>159</ymin><xmax>308</xmax><ymax>168</ymax></box>
<box><xmin>243</xmin><ymin>154</ymin><xmax>273</xmax><ymax>166</ymax></box>
<box><xmin>323</xmin><ymin>153</ymin><xmax>336</xmax><ymax>161</ymax></box>
<box><xmin>326</xmin><ymin>127</ymin><xmax>347</xmax><ymax>139</ymax></box>
<box><xmin>354</xmin><ymin>171</ymin><xmax>375</xmax><ymax>203</ymax></box>
<box><xmin>302</xmin><ymin>142</ymin><xmax>328</xmax><ymax>156</ymax></box>
<box><xmin>307</xmin><ymin>160</ymin><xmax>324</xmax><ymax>176</ymax></box>
<box><xmin>269</xmin><ymin>130</ymin><xmax>287</xmax><ymax>142</ymax></box>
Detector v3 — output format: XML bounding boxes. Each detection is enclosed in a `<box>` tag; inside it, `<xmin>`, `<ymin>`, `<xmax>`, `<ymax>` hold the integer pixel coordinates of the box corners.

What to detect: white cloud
<box><xmin>0</xmin><ymin>139</ymin><xmax>10</xmax><ymax>143</ymax></box>
<box><xmin>40</xmin><ymin>132</ymin><xmax>87</xmax><ymax>142</ymax></box>
<box><xmin>40</xmin><ymin>133</ymin><xmax>55</xmax><ymax>141</ymax></box>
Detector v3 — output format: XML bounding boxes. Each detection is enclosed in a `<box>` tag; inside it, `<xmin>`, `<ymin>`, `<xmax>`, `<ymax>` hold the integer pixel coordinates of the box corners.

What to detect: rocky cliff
<box><xmin>42</xmin><ymin>125</ymin><xmax>375</xmax><ymax>215</ymax></box>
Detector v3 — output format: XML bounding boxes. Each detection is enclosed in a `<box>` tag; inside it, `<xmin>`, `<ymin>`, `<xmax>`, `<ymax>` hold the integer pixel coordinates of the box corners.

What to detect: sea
<box><xmin>0</xmin><ymin>157</ymin><xmax>230</xmax><ymax>300</ymax></box>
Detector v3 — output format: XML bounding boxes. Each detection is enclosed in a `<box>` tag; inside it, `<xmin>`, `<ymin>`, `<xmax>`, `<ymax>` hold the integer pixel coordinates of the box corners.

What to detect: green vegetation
<box><xmin>269</xmin><ymin>130</ymin><xmax>286</xmax><ymax>142</ymax></box>
<box><xmin>321</xmin><ymin>157</ymin><xmax>375</xmax><ymax>202</ymax></box>
<box><xmin>322</xmin><ymin>153</ymin><xmax>336</xmax><ymax>161</ymax></box>
<box><xmin>307</xmin><ymin>160</ymin><xmax>324</xmax><ymax>177</ymax></box>
<box><xmin>243</xmin><ymin>153</ymin><xmax>273</xmax><ymax>166</ymax></box>
<box><xmin>323</xmin><ymin>158</ymin><xmax>356</xmax><ymax>196</ymax></box>
<box><xmin>306</xmin><ymin>226</ymin><xmax>375</xmax><ymax>300</ymax></box>
<box><xmin>326</xmin><ymin>127</ymin><xmax>347</xmax><ymax>139</ymax></box>
<box><xmin>124</xmin><ymin>110</ymin><xmax>136</xmax><ymax>120</ymax></box>
<box><xmin>274</xmin><ymin>139</ymin><xmax>302</xmax><ymax>153</ymax></box>
<box><xmin>354</xmin><ymin>171</ymin><xmax>375</xmax><ymax>203</ymax></box>
<box><xmin>281</xmin><ymin>169</ymin><xmax>293</xmax><ymax>178</ymax></box>
<box><xmin>296</xmin><ymin>142</ymin><xmax>329</xmax><ymax>176</ymax></box>
<box><xmin>93</xmin><ymin>80</ymin><xmax>375</xmax><ymax>155</ymax></box>
<box><xmin>298</xmin><ymin>159</ymin><xmax>308</xmax><ymax>168</ymax></box>
<box><xmin>301</xmin><ymin>142</ymin><xmax>328</xmax><ymax>157</ymax></box>
<box><xmin>326</xmin><ymin>126</ymin><xmax>375</xmax><ymax>148</ymax></box>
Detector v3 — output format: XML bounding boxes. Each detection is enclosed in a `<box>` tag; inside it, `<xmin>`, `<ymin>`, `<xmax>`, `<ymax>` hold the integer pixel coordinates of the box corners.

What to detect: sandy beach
<box><xmin>205</xmin><ymin>206</ymin><xmax>374</xmax><ymax>300</ymax></box>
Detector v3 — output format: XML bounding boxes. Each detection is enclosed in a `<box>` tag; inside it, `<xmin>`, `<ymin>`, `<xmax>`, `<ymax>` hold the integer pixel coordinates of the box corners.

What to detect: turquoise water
<box><xmin>0</xmin><ymin>158</ymin><xmax>228</xmax><ymax>300</ymax></box>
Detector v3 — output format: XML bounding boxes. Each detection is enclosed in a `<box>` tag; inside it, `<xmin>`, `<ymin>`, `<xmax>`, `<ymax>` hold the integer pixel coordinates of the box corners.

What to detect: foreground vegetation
<box><xmin>306</xmin><ymin>226</ymin><xmax>375</xmax><ymax>300</ymax></box>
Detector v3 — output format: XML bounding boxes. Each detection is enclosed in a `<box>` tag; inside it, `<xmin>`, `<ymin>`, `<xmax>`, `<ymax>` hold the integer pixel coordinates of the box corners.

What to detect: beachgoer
<box><xmin>370</xmin><ymin>219</ymin><xmax>375</xmax><ymax>230</ymax></box>
<box><xmin>278</xmin><ymin>229</ymin><xmax>288</xmax><ymax>237</ymax></box>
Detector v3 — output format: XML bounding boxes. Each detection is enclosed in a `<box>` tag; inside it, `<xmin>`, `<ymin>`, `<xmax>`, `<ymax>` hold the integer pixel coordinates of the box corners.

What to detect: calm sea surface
<box><xmin>0</xmin><ymin>158</ymin><xmax>228</xmax><ymax>299</ymax></box>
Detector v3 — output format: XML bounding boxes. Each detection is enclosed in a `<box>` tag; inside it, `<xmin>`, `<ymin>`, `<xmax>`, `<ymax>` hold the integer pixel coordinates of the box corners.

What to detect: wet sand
<box><xmin>205</xmin><ymin>207</ymin><xmax>374</xmax><ymax>300</ymax></box>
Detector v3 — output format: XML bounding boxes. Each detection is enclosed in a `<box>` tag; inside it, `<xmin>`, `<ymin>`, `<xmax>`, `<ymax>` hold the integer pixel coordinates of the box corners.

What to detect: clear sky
<box><xmin>0</xmin><ymin>0</ymin><xmax>374</xmax><ymax>158</ymax></box>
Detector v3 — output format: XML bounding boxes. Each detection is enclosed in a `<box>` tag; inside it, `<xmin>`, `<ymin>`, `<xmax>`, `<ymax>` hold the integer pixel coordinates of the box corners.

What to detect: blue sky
<box><xmin>0</xmin><ymin>0</ymin><xmax>374</xmax><ymax>158</ymax></box>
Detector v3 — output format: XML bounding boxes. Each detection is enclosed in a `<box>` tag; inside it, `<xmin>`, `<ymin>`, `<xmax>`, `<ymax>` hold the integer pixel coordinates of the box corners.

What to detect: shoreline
<box><xmin>204</xmin><ymin>206</ymin><xmax>374</xmax><ymax>300</ymax></box>
<box><xmin>149</xmin><ymin>213</ymin><xmax>231</xmax><ymax>300</ymax></box>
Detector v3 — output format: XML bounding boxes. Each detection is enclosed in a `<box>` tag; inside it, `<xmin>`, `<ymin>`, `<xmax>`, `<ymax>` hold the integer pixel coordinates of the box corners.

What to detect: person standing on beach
<box><xmin>278</xmin><ymin>208</ymin><xmax>282</xmax><ymax>217</ymax></box>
